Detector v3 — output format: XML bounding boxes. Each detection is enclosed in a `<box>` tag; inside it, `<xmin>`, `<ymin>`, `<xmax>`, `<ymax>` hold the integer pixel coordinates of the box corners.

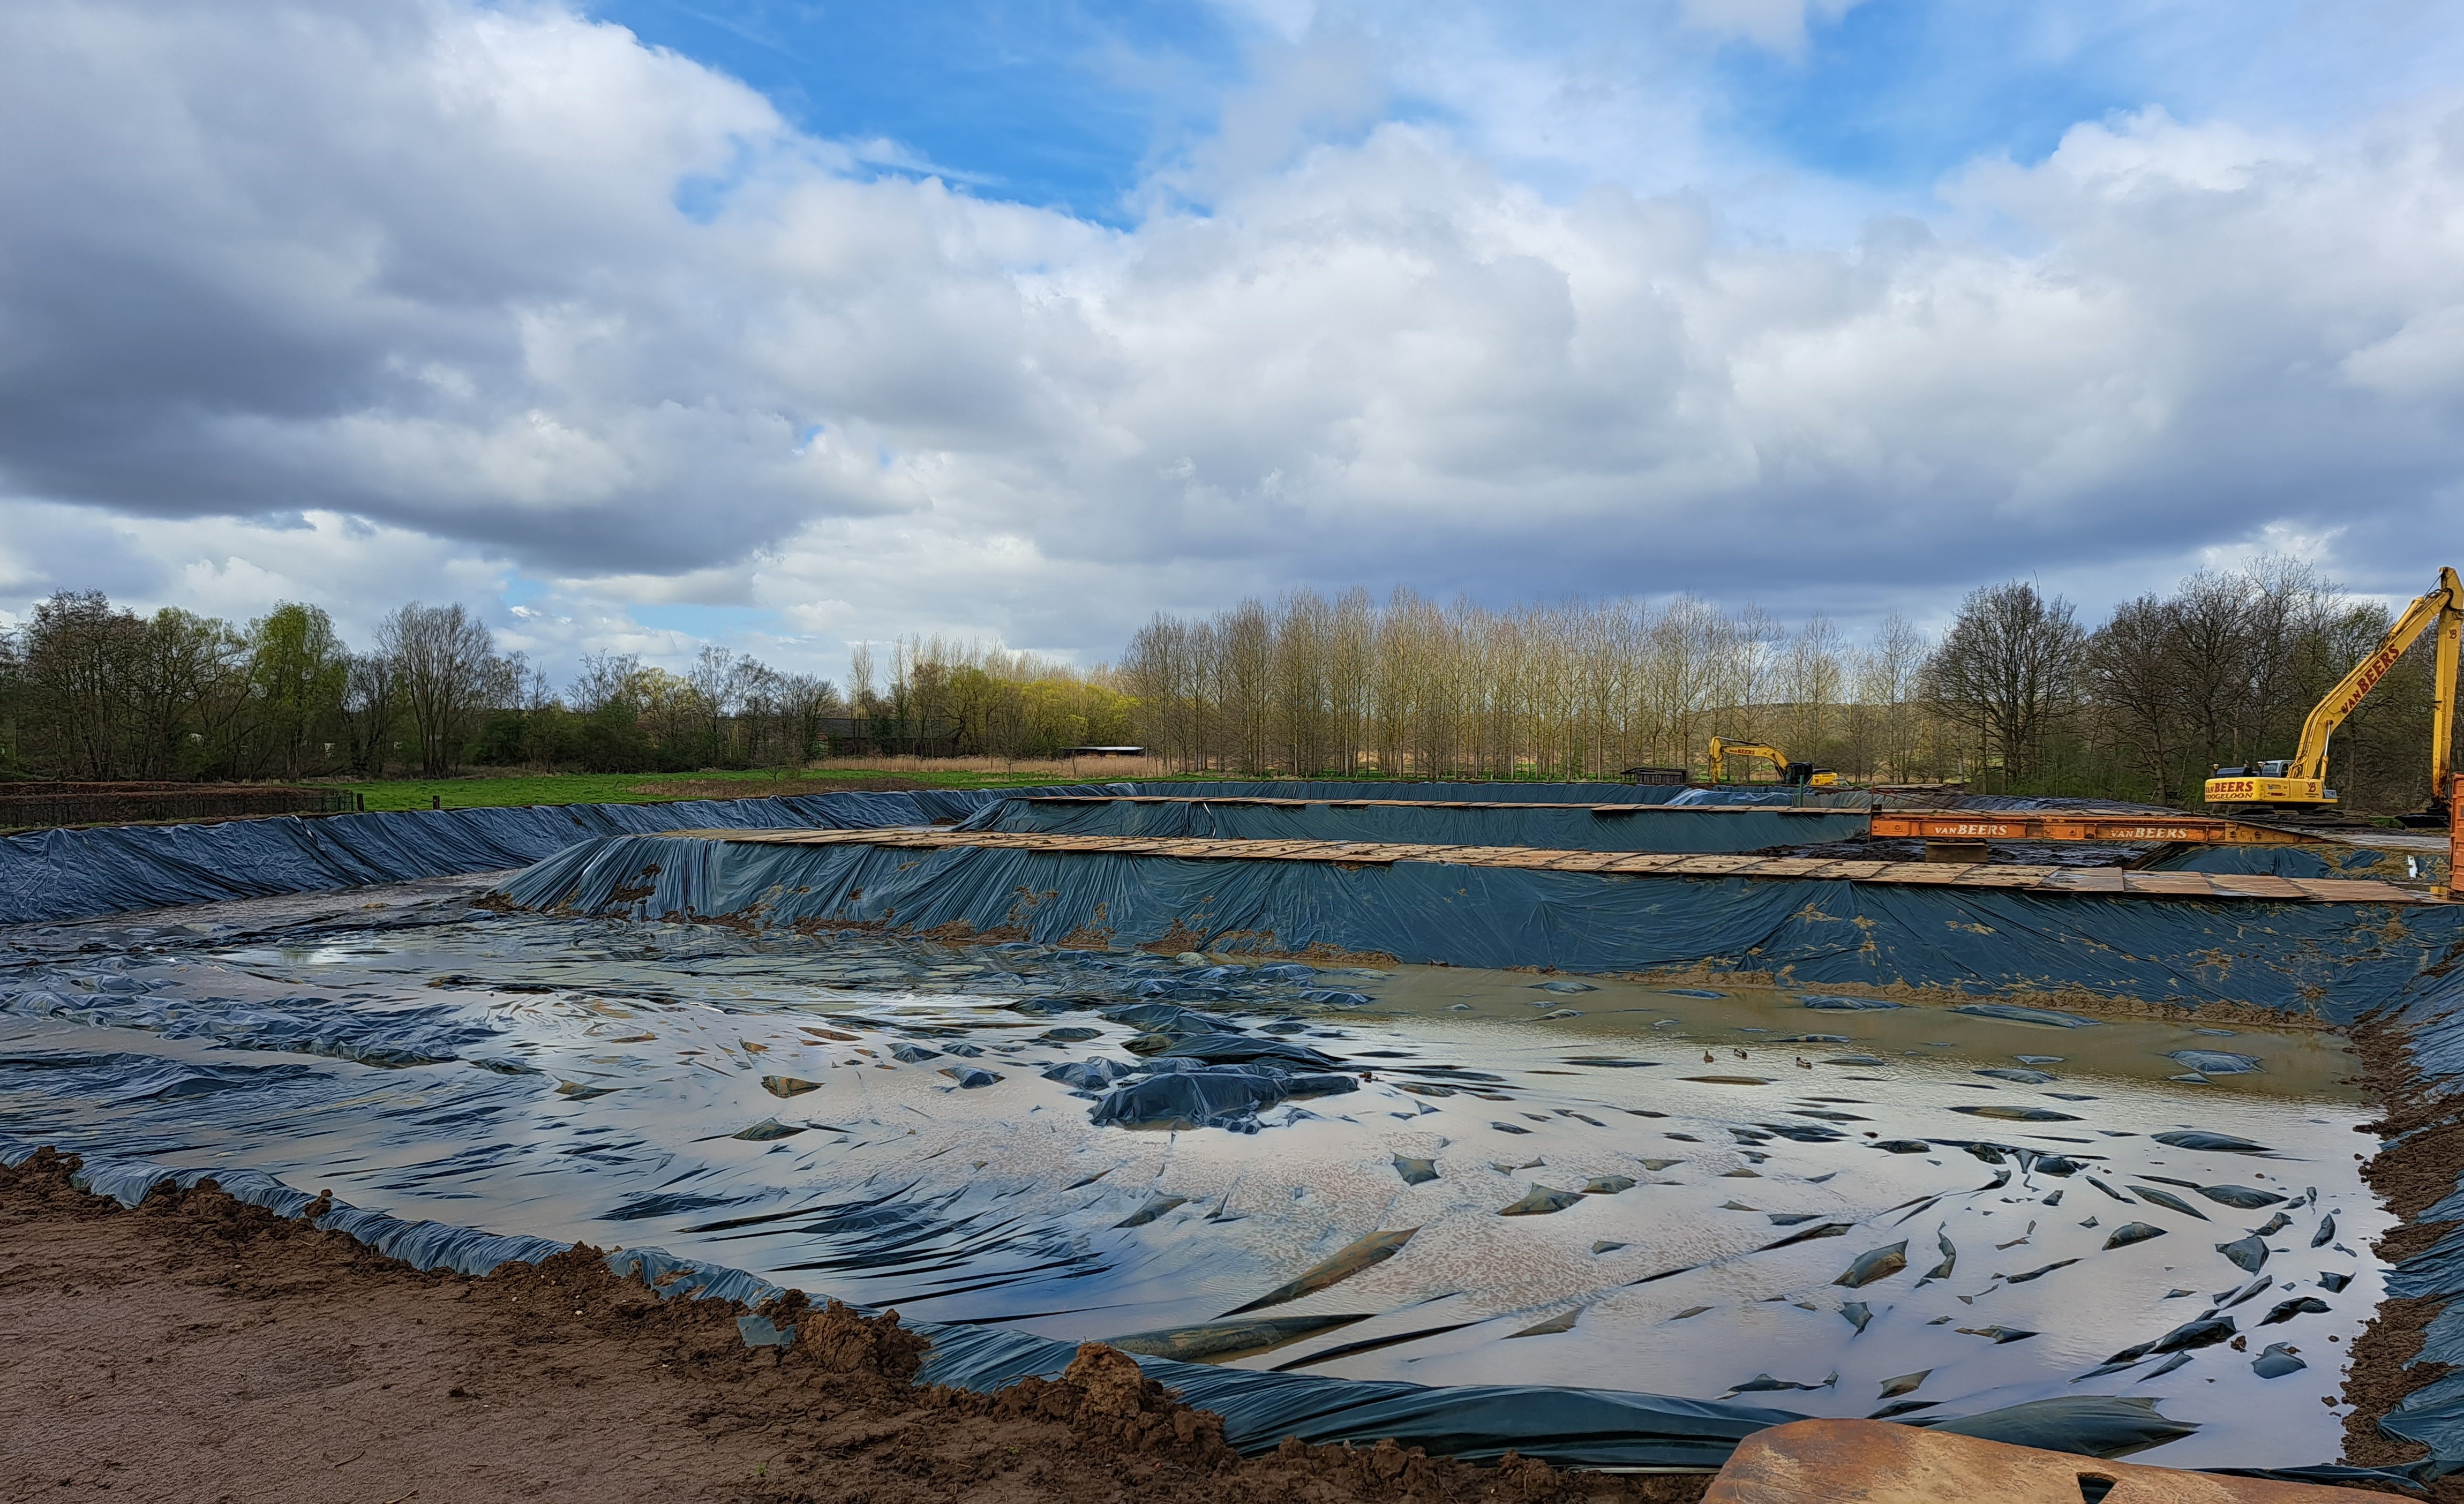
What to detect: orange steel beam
<box><xmin>1869</xmin><ymin>810</ymin><xmax>2319</xmax><ymax>846</ymax></box>
<box><xmin>2444</xmin><ymin>789</ymin><xmax>2463</xmax><ymax>899</ymax></box>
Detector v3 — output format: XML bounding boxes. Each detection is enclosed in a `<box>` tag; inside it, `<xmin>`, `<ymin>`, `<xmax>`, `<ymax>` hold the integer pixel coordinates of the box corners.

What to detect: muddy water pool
<box><xmin>0</xmin><ymin>878</ymin><xmax>2387</xmax><ymax>1468</ymax></box>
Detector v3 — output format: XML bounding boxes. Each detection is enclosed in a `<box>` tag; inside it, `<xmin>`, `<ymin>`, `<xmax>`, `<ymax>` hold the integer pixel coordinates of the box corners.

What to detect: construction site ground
<box><xmin>0</xmin><ymin>1152</ymin><xmax>1698</xmax><ymax>1504</ymax></box>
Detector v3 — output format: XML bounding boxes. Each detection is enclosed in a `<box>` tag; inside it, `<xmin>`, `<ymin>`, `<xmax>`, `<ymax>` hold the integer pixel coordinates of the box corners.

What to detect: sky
<box><xmin>5</xmin><ymin>0</ymin><xmax>2464</xmax><ymax>685</ymax></box>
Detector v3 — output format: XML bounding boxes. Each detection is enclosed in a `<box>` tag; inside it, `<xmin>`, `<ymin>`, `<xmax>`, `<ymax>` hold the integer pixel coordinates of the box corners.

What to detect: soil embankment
<box><xmin>0</xmin><ymin>1150</ymin><xmax>1704</xmax><ymax>1504</ymax></box>
<box><xmin>2341</xmin><ymin>1011</ymin><xmax>2464</xmax><ymax>1497</ymax></box>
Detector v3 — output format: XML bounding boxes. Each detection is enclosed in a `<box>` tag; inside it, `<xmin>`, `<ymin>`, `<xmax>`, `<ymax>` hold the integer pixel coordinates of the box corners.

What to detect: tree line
<box><xmin>1</xmin><ymin>555</ymin><xmax>2445</xmax><ymax>808</ymax></box>
<box><xmin>0</xmin><ymin>593</ymin><xmax>825</xmax><ymax>780</ymax></box>
<box><xmin>1120</xmin><ymin>559</ymin><xmax>2447</xmax><ymax>809</ymax></box>
<box><xmin>0</xmin><ymin>592</ymin><xmax>1138</xmax><ymax>782</ymax></box>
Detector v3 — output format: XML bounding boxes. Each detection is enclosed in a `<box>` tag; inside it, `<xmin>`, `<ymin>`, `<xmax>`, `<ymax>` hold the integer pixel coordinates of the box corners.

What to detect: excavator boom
<box><xmin>1708</xmin><ymin>736</ymin><xmax>1839</xmax><ymax>788</ymax></box>
<box><xmin>2203</xmin><ymin>566</ymin><xmax>2464</xmax><ymax>809</ymax></box>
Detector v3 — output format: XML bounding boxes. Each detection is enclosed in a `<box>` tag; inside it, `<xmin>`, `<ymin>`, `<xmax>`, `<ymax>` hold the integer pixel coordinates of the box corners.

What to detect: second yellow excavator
<box><xmin>1708</xmin><ymin>736</ymin><xmax>1838</xmax><ymax>788</ymax></box>
<box><xmin>2204</xmin><ymin>566</ymin><xmax>2463</xmax><ymax>816</ymax></box>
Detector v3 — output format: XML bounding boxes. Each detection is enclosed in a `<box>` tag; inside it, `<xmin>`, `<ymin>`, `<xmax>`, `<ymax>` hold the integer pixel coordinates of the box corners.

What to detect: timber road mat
<box><xmin>672</xmin><ymin>825</ymin><xmax>2429</xmax><ymax>904</ymax></box>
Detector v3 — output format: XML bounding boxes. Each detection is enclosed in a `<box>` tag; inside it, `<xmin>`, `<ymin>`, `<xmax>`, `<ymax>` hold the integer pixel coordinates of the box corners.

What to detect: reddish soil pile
<box><xmin>0</xmin><ymin>1150</ymin><xmax>1706</xmax><ymax>1504</ymax></box>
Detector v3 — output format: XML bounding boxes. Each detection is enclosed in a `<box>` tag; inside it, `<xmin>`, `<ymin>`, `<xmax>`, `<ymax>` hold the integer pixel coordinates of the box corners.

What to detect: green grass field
<box><xmin>326</xmin><ymin>764</ymin><xmax>1627</xmax><ymax>812</ymax></box>
<box><xmin>329</xmin><ymin>767</ymin><xmax>1098</xmax><ymax>811</ymax></box>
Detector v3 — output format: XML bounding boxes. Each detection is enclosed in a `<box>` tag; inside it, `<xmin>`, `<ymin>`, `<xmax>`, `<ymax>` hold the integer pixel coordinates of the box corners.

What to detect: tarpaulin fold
<box><xmin>499</xmin><ymin>833</ymin><xmax>2464</xmax><ymax>1020</ymax></box>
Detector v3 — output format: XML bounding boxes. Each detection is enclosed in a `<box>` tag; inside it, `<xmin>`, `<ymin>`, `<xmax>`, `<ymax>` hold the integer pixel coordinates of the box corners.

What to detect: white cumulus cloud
<box><xmin>3</xmin><ymin>0</ymin><xmax>2464</xmax><ymax>679</ymax></box>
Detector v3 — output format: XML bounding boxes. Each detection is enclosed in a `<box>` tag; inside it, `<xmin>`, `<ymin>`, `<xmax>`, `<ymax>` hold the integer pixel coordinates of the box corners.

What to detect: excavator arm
<box><xmin>2204</xmin><ymin>567</ymin><xmax>2464</xmax><ymax>809</ymax></box>
<box><xmin>1708</xmin><ymin>737</ymin><xmax>1838</xmax><ymax>788</ymax></box>
<box><xmin>1709</xmin><ymin>736</ymin><xmax>1770</xmax><ymax>785</ymax></box>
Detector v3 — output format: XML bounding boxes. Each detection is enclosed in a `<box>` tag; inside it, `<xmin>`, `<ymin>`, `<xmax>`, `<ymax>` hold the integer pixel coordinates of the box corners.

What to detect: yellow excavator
<box><xmin>2203</xmin><ymin>566</ymin><xmax>2462</xmax><ymax>817</ymax></box>
<box><xmin>1708</xmin><ymin>736</ymin><xmax>1838</xmax><ymax>788</ymax></box>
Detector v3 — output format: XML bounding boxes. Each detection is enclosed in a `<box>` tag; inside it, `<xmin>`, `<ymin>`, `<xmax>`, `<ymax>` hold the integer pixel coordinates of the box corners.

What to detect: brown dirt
<box><xmin>2337</xmin><ymin>1011</ymin><xmax>2464</xmax><ymax>1497</ymax></box>
<box><xmin>0</xmin><ymin>1149</ymin><xmax>1706</xmax><ymax>1504</ymax></box>
<box><xmin>631</xmin><ymin>777</ymin><xmax>936</xmax><ymax>799</ymax></box>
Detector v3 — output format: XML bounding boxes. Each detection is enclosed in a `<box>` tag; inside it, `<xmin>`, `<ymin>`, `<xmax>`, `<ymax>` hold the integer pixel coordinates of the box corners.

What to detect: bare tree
<box><xmin>777</xmin><ymin>673</ymin><xmax>843</xmax><ymax>763</ymax></box>
<box><xmin>340</xmin><ymin>651</ymin><xmax>399</xmax><ymax>777</ymax></box>
<box><xmin>1775</xmin><ymin>615</ymin><xmax>1845</xmax><ymax>764</ymax></box>
<box><xmin>377</xmin><ymin>603</ymin><xmax>502</xmax><ymax>777</ymax></box>
<box><xmin>570</xmin><ymin>651</ymin><xmax>643</xmax><ymax>713</ymax></box>
<box><xmin>1922</xmin><ymin>582</ymin><xmax>2086</xmax><ymax>786</ymax></box>
<box><xmin>1851</xmin><ymin>611</ymin><xmax>1928</xmax><ymax>781</ymax></box>
<box><xmin>1637</xmin><ymin>596</ymin><xmax>1733</xmax><ymax>770</ymax></box>
<box><xmin>0</xmin><ymin>620</ymin><xmax>22</xmax><ymax>778</ymax></box>
<box><xmin>2085</xmin><ymin>595</ymin><xmax>2184</xmax><ymax>801</ymax></box>
<box><xmin>21</xmin><ymin>591</ymin><xmax>139</xmax><ymax>779</ymax></box>
<box><xmin>1271</xmin><ymin>589</ymin><xmax>1333</xmax><ymax>776</ymax></box>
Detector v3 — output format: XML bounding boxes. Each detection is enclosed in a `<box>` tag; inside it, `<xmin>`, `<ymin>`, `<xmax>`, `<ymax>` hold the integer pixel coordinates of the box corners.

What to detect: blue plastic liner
<box><xmin>2</xmin><ymin>1137</ymin><xmax>570</xmax><ymax>1277</ymax></box>
<box><xmin>0</xmin><ymin>1135</ymin><xmax>1802</xmax><ymax>1465</ymax></box>
<box><xmin>0</xmin><ymin>785</ymin><xmax>1137</xmax><ymax>926</ymax></box>
<box><xmin>2152</xmin><ymin>844</ymin><xmax>2440</xmax><ymax>884</ymax></box>
<box><xmin>9</xmin><ymin>1137</ymin><xmax>2253</xmax><ymax>1471</ymax></box>
<box><xmin>0</xmin><ymin>780</ymin><xmax>1862</xmax><ymax>929</ymax></box>
<box><xmin>499</xmin><ymin>833</ymin><xmax>2464</xmax><ymax>1019</ymax></box>
<box><xmin>20</xmin><ymin>776</ymin><xmax>2464</xmax><ymax>1477</ymax></box>
<box><xmin>909</xmin><ymin>1319</ymin><xmax>1812</xmax><ymax>1465</ymax></box>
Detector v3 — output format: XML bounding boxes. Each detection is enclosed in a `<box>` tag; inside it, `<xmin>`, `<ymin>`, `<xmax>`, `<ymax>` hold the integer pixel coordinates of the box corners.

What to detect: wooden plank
<box><xmin>1949</xmin><ymin>867</ymin><xmax>2064</xmax><ymax>888</ymax></box>
<box><xmin>1731</xmin><ymin>858</ymin><xmax>1834</xmax><ymax>877</ymax></box>
<box><xmin>1663</xmin><ymin>855</ymin><xmax>1762</xmax><ymax>874</ymax></box>
<box><xmin>2037</xmin><ymin>867</ymin><xmax>2127</xmax><ymax>893</ymax></box>
<box><xmin>2120</xmin><ymin>872</ymin><xmax>2220</xmax><ymax>897</ymax></box>
<box><xmin>674</xmin><ymin>829</ymin><xmax>2437</xmax><ymax>904</ymax></box>
<box><xmin>2201</xmin><ymin>874</ymin><xmax>2313</xmax><ymax>900</ymax></box>
<box><xmin>1638</xmin><ymin>857</ymin><xmax>1741</xmax><ymax>878</ymax></box>
<box><xmin>1854</xmin><ymin>864</ymin><xmax>1969</xmax><ymax>885</ymax></box>
<box><xmin>1297</xmin><ymin>844</ymin><xmax>1398</xmax><ymax>864</ymax></box>
<box><xmin>1443</xmin><ymin>845</ymin><xmax>1552</xmax><ymax>864</ymax></box>
<box><xmin>1802</xmin><ymin>860</ymin><xmax>1893</xmax><ymax>880</ymax></box>
<box><xmin>1596</xmin><ymin>853</ymin><xmax>1686</xmax><ymax>873</ymax></box>
<box><xmin>2293</xmin><ymin>878</ymin><xmax>2434</xmax><ymax>904</ymax></box>
<box><xmin>1476</xmin><ymin>851</ymin><xmax>1566</xmax><ymax>870</ymax></box>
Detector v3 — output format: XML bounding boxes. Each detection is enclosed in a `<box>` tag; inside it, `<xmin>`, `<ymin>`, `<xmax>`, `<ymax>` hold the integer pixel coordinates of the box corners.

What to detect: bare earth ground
<box><xmin>2340</xmin><ymin>1011</ymin><xmax>2464</xmax><ymax>1499</ymax></box>
<box><xmin>0</xmin><ymin>1151</ymin><xmax>1707</xmax><ymax>1504</ymax></box>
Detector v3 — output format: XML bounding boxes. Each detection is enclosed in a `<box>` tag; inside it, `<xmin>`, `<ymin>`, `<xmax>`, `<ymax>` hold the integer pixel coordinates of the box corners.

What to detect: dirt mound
<box><xmin>2338</xmin><ymin>1014</ymin><xmax>2464</xmax><ymax>1499</ymax></box>
<box><xmin>0</xmin><ymin>1148</ymin><xmax>1705</xmax><ymax>1503</ymax></box>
